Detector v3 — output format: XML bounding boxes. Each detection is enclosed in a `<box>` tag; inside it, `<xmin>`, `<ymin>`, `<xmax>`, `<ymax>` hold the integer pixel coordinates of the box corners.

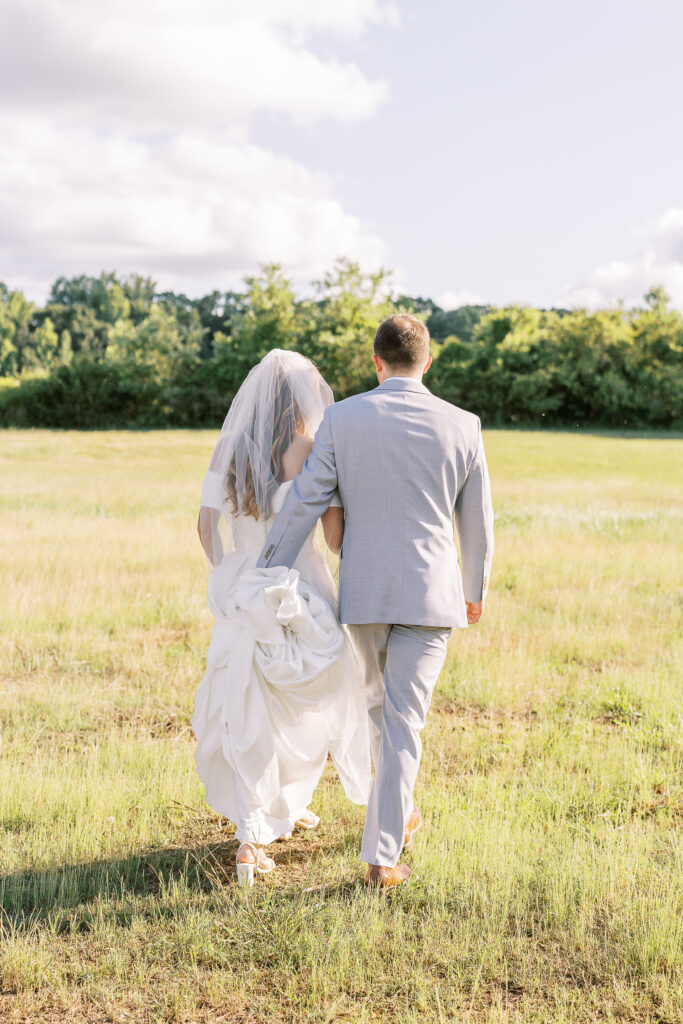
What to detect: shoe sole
<box><xmin>236</xmin><ymin>856</ymin><xmax>275</xmax><ymax>887</ymax></box>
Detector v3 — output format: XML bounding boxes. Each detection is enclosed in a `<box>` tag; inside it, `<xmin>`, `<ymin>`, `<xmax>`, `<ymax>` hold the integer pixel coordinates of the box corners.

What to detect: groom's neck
<box><xmin>377</xmin><ymin>368</ymin><xmax>424</xmax><ymax>384</ymax></box>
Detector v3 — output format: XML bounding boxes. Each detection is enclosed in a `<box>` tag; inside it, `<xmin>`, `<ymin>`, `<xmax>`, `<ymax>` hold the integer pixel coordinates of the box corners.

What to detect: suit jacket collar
<box><xmin>376</xmin><ymin>376</ymin><xmax>430</xmax><ymax>395</ymax></box>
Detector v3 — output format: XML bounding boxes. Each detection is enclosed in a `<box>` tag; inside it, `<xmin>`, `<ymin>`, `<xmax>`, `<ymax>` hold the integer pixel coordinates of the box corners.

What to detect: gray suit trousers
<box><xmin>350</xmin><ymin>623</ymin><xmax>451</xmax><ymax>868</ymax></box>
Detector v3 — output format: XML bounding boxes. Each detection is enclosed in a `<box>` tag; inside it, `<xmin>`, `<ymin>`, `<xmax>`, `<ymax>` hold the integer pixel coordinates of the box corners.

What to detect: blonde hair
<box><xmin>225</xmin><ymin>374</ymin><xmax>304</xmax><ymax>519</ymax></box>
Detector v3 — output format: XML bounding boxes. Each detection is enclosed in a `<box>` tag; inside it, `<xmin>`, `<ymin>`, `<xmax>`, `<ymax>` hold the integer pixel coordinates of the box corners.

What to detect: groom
<box><xmin>257</xmin><ymin>314</ymin><xmax>494</xmax><ymax>887</ymax></box>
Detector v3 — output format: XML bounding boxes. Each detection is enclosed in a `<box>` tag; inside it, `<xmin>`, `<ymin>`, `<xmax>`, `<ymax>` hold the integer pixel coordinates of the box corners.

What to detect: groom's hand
<box><xmin>466</xmin><ymin>601</ymin><xmax>484</xmax><ymax>624</ymax></box>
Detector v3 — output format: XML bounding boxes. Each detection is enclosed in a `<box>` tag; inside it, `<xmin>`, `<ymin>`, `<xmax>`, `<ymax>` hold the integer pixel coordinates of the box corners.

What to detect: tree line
<box><xmin>0</xmin><ymin>261</ymin><xmax>680</xmax><ymax>429</ymax></box>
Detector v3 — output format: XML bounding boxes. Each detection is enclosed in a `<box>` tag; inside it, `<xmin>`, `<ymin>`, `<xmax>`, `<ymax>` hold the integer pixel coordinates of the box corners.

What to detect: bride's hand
<box><xmin>321</xmin><ymin>506</ymin><xmax>344</xmax><ymax>555</ymax></box>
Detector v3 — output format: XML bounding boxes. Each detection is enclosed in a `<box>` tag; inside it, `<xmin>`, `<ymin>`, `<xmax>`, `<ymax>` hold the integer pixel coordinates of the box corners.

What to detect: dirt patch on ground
<box><xmin>432</xmin><ymin>698</ymin><xmax>540</xmax><ymax>726</ymax></box>
<box><xmin>0</xmin><ymin>992</ymin><xmax>290</xmax><ymax>1024</ymax></box>
<box><xmin>109</xmin><ymin>706</ymin><xmax>192</xmax><ymax>738</ymax></box>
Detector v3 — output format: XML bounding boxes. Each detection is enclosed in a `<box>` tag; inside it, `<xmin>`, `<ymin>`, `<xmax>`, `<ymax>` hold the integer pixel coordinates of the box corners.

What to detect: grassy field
<box><xmin>1</xmin><ymin>428</ymin><xmax>682</xmax><ymax>1024</ymax></box>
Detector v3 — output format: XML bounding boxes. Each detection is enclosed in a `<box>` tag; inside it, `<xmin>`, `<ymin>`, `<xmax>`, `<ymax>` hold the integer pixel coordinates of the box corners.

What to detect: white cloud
<box><xmin>0</xmin><ymin>115</ymin><xmax>387</xmax><ymax>300</ymax></box>
<box><xmin>437</xmin><ymin>289</ymin><xmax>487</xmax><ymax>310</ymax></box>
<box><xmin>0</xmin><ymin>1</ymin><xmax>395</xmax><ymax>300</ymax></box>
<box><xmin>560</xmin><ymin>208</ymin><xmax>683</xmax><ymax>310</ymax></box>
<box><xmin>245</xmin><ymin>0</ymin><xmax>400</xmax><ymax>36</ymax></box>
<box><xmin>0</xmin><ymin>0</ymin><xmax>394</xmax><ymax>129</ymax></box>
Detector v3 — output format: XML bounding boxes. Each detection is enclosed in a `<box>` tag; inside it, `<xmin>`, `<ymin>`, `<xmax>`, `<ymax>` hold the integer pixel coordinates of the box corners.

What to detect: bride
<box><xmin>193</xmin><ymin>349</ymin><xmax>371</xmax><ymax>887</ymax></box>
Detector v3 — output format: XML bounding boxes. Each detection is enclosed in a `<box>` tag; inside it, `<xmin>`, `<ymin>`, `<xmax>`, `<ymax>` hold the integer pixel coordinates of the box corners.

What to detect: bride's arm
<box><xmin>321</xmin><ymin>506</ymin><xmax>344</xmax><ymax>555</ymax></box>
<box><xmin>283</xmin><ymin>435</ymin><xmax>344</xmax><ymax>555</ymax></box>
<box><xmin>197</xmin><ymin>507</ymin><xmax>223</xmax><ymax>565</ymax></box>
<box><xmin>198</xmin><ymin>436</ymin><xmax>229</xmax><ymax>566</ymax></box>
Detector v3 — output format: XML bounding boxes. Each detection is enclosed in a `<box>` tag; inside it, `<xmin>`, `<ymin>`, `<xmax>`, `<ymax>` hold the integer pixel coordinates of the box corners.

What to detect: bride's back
<box><xmin>229</xmin><ymin>480</ymin><xmax>293</xmax><ymax>556</ymax></box>
<box><xmin>229</xmin><ymin>433</ymin><xmax>313</xmax><ymax>556</ymax></box>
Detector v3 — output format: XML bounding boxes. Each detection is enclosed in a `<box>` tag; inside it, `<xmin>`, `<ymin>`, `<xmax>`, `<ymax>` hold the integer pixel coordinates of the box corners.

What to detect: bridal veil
<box><xmin>199</xmin><ymin>349</ymin><xmax>333</xmax><ymax>566</ymax></box>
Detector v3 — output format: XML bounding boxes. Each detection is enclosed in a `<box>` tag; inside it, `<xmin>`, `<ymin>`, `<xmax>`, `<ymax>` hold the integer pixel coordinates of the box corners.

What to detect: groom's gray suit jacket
<box><xmin>256</xmin><ymin>376</ymin><xmax>494</xmax><ymax>629</ymax></box>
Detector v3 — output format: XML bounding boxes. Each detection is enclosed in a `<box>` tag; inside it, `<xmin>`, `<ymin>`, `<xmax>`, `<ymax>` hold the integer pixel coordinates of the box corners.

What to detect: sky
<box><xmin>1</xmin><ymin>0</ymin><xmax>682</xmax><ymax>309</ymax></box>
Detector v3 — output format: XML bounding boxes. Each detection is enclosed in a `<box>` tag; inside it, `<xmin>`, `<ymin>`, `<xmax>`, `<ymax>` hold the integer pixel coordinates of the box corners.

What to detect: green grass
<box><xmin>1</xmin><ymin>428</ymin><xmax>682</xmax><ymax>1024</ymax></box>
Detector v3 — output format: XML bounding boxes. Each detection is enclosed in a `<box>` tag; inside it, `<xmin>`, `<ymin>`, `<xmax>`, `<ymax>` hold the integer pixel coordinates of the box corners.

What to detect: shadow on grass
<box><xmin>0</xmin><ymin>827</ymin><xmax>367</xmax><ymax>930</ymax></box>
<box><xmin>0</xmin><ymin>842</ymin><xmax>212</xmax><ymax>926</ymax></box>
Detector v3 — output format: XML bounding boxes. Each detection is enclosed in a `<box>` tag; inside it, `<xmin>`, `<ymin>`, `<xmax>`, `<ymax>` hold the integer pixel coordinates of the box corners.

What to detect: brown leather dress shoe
<box><xmin>404</xmin><ymin>807</ymin><xmax>423</xmax><ymax>850</ymax></box>
<box><xmin>365</xmin><ymin>863</ymin><xmax>412</xmax><ymax>889</ymax></box>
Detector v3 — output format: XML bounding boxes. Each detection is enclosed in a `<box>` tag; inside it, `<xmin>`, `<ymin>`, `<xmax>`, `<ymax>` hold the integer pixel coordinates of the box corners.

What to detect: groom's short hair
<box><xmin>373</xmin><ymin>314</ymin><xmax>430</xmax><ymax>370</ymax></box>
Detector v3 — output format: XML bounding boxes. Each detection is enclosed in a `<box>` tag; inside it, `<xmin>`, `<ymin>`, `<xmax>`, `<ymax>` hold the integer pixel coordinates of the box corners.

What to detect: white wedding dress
<box><xmin>192</xmin><ymin>480</ymin><xmax>371</xmax><ymax>846</ymax></box>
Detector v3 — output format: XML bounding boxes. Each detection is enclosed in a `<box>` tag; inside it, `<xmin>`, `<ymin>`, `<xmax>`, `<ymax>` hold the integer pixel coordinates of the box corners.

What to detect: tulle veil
<box><xmin>198</xmin><ymin>348</ymin><xmax>333</xmax><ymax>567</ymax></box>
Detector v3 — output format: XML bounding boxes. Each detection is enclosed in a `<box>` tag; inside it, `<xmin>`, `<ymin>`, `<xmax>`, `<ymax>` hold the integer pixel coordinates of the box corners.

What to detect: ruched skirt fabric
<box><xmin>192</xmin><ymin>552</ymin><xmax>371</xmax><ymax>845</ymax></box>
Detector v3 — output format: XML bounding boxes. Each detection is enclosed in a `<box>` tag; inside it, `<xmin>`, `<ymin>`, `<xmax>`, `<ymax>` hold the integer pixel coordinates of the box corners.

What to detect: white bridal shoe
<box><xmin>279</xmin><ymin>808</ymin><xmax>321</xmax><ymax>840</ymax></box>
<box><xmin>295</xmin><ymin>808</ymin><xmax>321</xmax><ymax>830</ymax></box>
<box><xmin>235</xmin><ymin>843</ymin><xmax>276</xmax><ymax>889</ymax></box>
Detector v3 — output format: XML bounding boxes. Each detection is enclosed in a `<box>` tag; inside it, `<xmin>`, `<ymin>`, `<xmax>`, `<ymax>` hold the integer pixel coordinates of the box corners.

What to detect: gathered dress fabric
<box><xmin>192</xmin><ymin>481</ymin><xmax>371</xmax><ymax>846</ymax></box>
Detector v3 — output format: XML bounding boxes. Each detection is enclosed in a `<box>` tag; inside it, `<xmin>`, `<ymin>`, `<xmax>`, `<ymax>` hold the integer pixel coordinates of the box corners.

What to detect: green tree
<box><xmin>0</xmin><ymin>287</ymin><xmax>36</xmax><ymax>375</ymax></box>
<box><xmin>208</xmin><ymin>265</ymin><xmax>301</xmax><ymax>394</ymax></box>
<box><xmin>30</xmin><ymin>317</ymin><xmax>60</xmax><ymax>370</ymax></box>
<box><xmin>158</xmin><ymin>289</ymin><xmax>245</xmax><ymax>359</ymax></box>
<box><xmin>628</xmin><ymin>287</ymin><xmax>683</xmax><ymax>426</ymax></box>
<box><xmin>122</xmin><ymin>274</ymin><xmax>157</xmax><ymax>324</ymax></box>
<box><xmin>0</xmin><ymin>283</ymin><xmax>18</xmax><ymax>375</ymax></box>
<box><xmin>105</xmin><ymin>304</ymin><xmax>201</xmax><ymax>381</ymax></box>
<box><xmin>432</xmin><ymin>306</ymin><xmax>550</xmax><ymax>421</ymax></box>
<box><xmin>46</xmin><ymin>274</ymin><xmax>130</xmax><ymax>359</ymax></box>
<box><xmin>59</xmin><ymin>330</ymin><xmax>73</xmax><ymax>366</ymax></box>
<box><xmin>48</xmin><ymin>273</ymin><xmax>130</xmax><ymax>323</ymax></box>
<box><xmin>427</xmin><ymin>305</ymin><xmax>491</xmax><ymax>344</ymax></box>
<box><xmin>395</xmin><ymin>295</ymin><xmax>440</xmax><ymax>316</ymax></box>
<box><xmin>234</xmin><ymin>264</ymin><xmax>300</xmax><ymax>353</ymax></box>
<box><xmin>299</xmin><ymin>258</ymin><xmax>399</xmax><ymax>398</ymax></box>
<box><xmin>3</xmin><ymin>266</ymin><xmax>682</xmax><ymax>430</ymax></box>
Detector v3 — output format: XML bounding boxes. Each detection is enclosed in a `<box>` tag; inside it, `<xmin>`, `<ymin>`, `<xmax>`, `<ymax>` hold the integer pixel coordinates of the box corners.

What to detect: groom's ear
<box><xmin>372</xmin><ymin>354</ymin><xmax>383</xmax><ymax>373</ymax></box>
<box><xmin>424</xmin><ymin>355</ymin><xmax>433</xmax><ymax>373</ymax></box>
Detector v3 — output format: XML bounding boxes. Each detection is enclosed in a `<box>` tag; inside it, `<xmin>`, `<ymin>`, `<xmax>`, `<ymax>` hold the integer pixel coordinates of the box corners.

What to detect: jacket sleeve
<box><xmin>454</xmin><ymin>421</ymin><xmax>494</xmax><ymax>603</ymax></box>
<box><xmin>256</xmin><ymin>406</ymin><xmax>339</xmax><ymax>569</ymax></box>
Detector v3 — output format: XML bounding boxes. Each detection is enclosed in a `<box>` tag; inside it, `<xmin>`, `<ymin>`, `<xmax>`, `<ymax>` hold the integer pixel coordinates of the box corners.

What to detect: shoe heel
<box><xmin>236</xmin><ymin>862</ymin><xmax>255</xmax><ymax>888</ymax></box>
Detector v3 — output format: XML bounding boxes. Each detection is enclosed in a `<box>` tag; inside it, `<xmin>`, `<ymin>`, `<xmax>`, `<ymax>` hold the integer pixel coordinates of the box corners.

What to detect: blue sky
<box><xmin>1</xmin><ymin>0</ymin><xmax>682</xmax><ymax>308</ymax></box>
<box><xmin>253</xmin><ymin>0</ymin><xmax>683</xmax><ymax>307</ymax></box>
